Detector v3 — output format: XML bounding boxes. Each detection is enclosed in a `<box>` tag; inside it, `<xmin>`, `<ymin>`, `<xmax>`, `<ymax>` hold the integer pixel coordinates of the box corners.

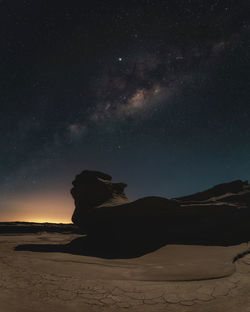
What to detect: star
<box><xmin>118</xmin><ymin>57</ymin><xmax>123</xmax><ymax>62</ymax></box>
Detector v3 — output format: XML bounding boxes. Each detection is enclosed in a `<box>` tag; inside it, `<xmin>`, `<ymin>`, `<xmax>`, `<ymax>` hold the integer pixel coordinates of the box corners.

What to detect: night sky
<box><xmin>1</xmin><ymin>0</ymin><xmax>250</xmax><ymax>222</ymax></box>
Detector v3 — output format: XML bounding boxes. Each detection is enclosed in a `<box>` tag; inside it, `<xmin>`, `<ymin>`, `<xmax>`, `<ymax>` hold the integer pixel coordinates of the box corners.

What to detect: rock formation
<box><xmin>71</xmin><ymin>170</ymin><xmax>250</xmax><ymax>245</ymax></box>
<box><xmin>177</xmin><ymin>179</ymin><xmax>249</xmax><ymax>202</ymax></box>
<box><xmin>71</xmin><ymin>170</ymin><xmax>179</xmax><ymax>245</ymax></box>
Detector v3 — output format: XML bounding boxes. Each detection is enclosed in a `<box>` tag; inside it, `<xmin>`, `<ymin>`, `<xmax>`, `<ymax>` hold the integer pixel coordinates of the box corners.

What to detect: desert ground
<box><xmin>1</xmin><ymin>229</ymin><xmax>250</xmax><ymax>312</ymax></box>
<box><xmin>1</xmin><ymin>177</ymin><xmax>250</xmax><ymax>311</ymax></box>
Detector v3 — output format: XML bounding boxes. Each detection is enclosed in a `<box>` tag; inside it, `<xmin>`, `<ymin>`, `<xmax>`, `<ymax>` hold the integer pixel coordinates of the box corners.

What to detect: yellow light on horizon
<box><xmin>0</xmin><ymin>192</ymin><xmax>74</xmax><ymax>224</ymax></box>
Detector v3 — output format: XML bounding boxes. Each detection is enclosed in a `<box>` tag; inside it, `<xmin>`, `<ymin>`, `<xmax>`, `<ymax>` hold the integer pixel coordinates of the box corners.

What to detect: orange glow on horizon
<box><xmin>0</xmin><ymin>192</ymin><xmax>75</xmax><ymax>224</ymax></box>
<box><xmin>1</xmin><ymin>218</ymin><xmax>73</xmax><ymax>224</ymax></box>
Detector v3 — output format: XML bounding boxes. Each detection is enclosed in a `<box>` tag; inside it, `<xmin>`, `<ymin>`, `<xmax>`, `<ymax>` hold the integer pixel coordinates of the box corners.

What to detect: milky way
<box><xmin>0</xmin><ymin>0</ymin><xmax>249</xmax><ymax>221</ymax></box>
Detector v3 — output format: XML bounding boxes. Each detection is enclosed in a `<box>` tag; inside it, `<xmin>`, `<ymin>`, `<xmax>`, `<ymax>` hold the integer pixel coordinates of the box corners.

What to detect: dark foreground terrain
<box><xmin>0</xmin><ymin>223</ymin><xmax>250</xmax><ymax>312</ymax></box>
<box><xmin>2</xmin><ymin>176</ymin><xmax>250</xmax><ymax>311</ymax></box>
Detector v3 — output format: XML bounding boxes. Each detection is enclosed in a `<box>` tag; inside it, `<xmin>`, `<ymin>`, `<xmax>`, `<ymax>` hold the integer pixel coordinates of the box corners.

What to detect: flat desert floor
<box><xmin>1</xmin><ymin>232</ymin><xmax>250</xmax><ymax>312</ymax></box>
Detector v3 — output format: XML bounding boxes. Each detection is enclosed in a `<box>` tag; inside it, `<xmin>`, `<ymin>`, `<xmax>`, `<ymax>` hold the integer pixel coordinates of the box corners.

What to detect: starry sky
<box><xmin>0</xmin><ymin>0</ymin><xmax>250</xmax><ymax>222</ymax></box>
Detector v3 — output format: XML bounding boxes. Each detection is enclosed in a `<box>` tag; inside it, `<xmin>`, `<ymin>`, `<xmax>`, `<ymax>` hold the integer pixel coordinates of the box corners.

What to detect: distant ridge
<box><xmin>0</xmin><ymin>222</ymin><xmax>78</xmax><ymax>234</ymax></box>
<box><xmin>176</xmin><ymin>180</ymin><xmax>249</xmax><ymax>202</ymax></box>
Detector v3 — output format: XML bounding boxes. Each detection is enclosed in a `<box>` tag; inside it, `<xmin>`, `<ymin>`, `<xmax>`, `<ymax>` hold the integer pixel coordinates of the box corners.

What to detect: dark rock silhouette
<box><xmin>71</xmin><ymin>170</ymin><xmax>179</xmax><ymax>242</ymax></box>
<box><xmin>177</xmin><ymin>179</ymin><xmax>249</xmax><ymax>202</ymax></box>
<box><xmin>71</xmin><ymin>170</ymin><xmax>130</xmax><ymax>227</ymax></box>
<box><xmin>71</xmin><ymin>170</ymin><xmax>250</xmax><ymax>246</ymax></box>
<box><xmin>14</xmin><ymin>173</ymin><xmax>250</xmax><ymax>260</ymax></box>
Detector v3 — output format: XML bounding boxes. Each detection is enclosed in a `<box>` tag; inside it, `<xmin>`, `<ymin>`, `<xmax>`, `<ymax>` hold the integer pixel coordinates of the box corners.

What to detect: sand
<box><xmin>0</xmin><ymin>232</ymin><xmax>250</xmax><ymax>311</ymax></box>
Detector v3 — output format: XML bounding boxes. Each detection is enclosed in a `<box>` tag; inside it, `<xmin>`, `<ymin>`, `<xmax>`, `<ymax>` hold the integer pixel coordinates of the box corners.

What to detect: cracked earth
<box><xmin>1</xmin><ymin>233</ymin><xmax>250</xmax><ymax>312</ymax></box>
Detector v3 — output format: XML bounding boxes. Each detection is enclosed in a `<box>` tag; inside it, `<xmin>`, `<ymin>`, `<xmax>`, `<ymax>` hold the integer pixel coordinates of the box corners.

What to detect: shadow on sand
<box><xmin>14</xmin><ymin>225</ymin><xmax>250</xmax><ymax>259</ymax></box>
<box><xmin>14</xmin><ymin>235</ymin><xmax>169</xmax><ymax>259</ymax></box>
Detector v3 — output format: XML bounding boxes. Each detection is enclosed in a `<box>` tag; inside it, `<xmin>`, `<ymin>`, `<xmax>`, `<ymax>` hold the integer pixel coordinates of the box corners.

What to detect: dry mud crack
<box><xmin>1</xmin><ymin>233</ymin><xmax>250</xmax><ymax>312</ymax></box>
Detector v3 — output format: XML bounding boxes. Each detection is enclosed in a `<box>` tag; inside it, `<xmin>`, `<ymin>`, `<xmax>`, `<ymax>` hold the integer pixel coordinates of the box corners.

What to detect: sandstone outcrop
<box><xmin>71</xmin><ymin>170</ymin><xmax>179</xmax><ymax>243</ymax></box>
<box><xmin>71</xmin><ymin>171</ymin><xmax>250</xmax><ymax>245</ymax></box>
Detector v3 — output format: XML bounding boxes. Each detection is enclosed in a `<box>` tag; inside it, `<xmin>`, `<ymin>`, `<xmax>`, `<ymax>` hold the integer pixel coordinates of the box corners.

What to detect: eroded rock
<box><xmin>71</xmin><ymin>171</ymin><xmax>250</xmax><ymax>246</ymax></box>
<box><xmin>71</xmin><ymin>170</ymin><xmax>179</xmax><ymax>245</ymax></box>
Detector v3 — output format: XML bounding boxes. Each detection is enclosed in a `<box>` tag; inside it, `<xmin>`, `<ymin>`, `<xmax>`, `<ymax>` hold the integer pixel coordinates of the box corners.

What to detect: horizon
<box><xmin>1</xmin><ymin>176</ymin><xmax>248</xmax><ymax>223</ymax></box>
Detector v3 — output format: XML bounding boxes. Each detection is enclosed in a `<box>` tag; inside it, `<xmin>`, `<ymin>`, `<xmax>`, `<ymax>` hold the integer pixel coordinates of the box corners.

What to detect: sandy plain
<box><xmin>0</xmin><ymin>231</ymin><xmax>250</xmax><ymax>312</ymax></box>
